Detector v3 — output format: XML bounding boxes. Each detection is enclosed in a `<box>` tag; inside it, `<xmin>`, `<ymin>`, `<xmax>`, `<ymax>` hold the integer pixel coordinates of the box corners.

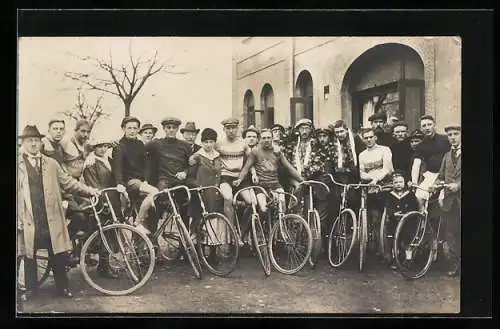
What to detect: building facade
<box><xmin>232</xmin><ymin>37</ymin><xmax>461</xmax><ymax>133</ymax></box>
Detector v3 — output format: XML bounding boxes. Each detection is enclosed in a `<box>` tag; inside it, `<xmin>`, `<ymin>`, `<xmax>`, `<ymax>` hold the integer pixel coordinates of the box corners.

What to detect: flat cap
<box><xmin>139</xmin><ymin>123</ymin><xmax>158</xmax><ymax>134</ymax></box>
<box><xmin>368</xmin><ymin>112</ymin><xmax>387</xmax><ymax>122</ymax></box>
<box><xmin>294</xmin><ymin>118</ymin><xmax>313</xmax><ymax>129</ymax></box>
<box><xmin>315</xmin><ymin>127</ymin><xmax>331</xmax><ymax>135</ymax></box>
<box><xmin>243</xmin><ymin>125</ymin><xmax>259</xmax><ymax>138</ymax></box>
<box><xmin>271</xmin><ymin>124</ymin><xmax>285</xmax><ymax>132</ymax></box>
<box><xmin>121</xmin><ymin>116</ymin><xmax>141</xmax><ymax>128</ymax></box>
<box><xmin>221</xmin><ymin>118</ymin><xmax>239</xmax><ymax>126</ymax></box>
<box><xmin>444</xmin><ymin>124</ymin><xmax>461</xmax><ymax>132</ymax></box>
<box><xmin>161</xmin><ymin>117</ymin><xmax>182</xmax><ymax>126</ymax></box>
<box><xmin>409</xmin><ymin>129</ymin><xmax>425</xmax><ymax>140</ymax></box>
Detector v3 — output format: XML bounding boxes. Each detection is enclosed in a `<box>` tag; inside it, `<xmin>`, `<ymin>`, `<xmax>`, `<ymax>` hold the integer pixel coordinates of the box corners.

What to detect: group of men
<box><xmin>17</xmin><ymin>110</ymin><xmax>461</xmax><ymax>301</ymax></box>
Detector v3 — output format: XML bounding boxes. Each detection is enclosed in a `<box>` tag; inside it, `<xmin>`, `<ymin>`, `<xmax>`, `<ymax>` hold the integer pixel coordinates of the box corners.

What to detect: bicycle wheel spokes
<box><xmin>157</xmin><ymin>216</ymin><xmax>182</xmax><ymax>261</ymax></box>
<box><xmin>328</xmin><ymin>208</ymin><xmax>357</xmax><ymax>268</ymax></box>
<box><xmin>308</xmin><ymin>210</ymin><xmax>322</xmax><ymax>268</ymax></box>
<box><xmin>80</xmin><ymin>224</ymin><xmax>155</xmax><ymax>296</ymax></box>
<box><xmin>176</xmin><ymin>217</ymin><xmax>203</xmax><ymax>279</ymax></box>
<box><xmin>252</xmin><ymin>214</ymin><xmax>271</xmax><ymax>276</ymax></box>
<box><xmin>393</xmin><ymin>212</ymin><xmax>435</xmax><ymax>280</ymax></box>
<box><xmin>269</xmin><ymin>214</ymin><xmax>312</xmax><ymax>275</ymax></box>
<box><xmin>196</xmin><ymin>213</ymin><xmax>239</xmax><ymax>277</ymax></box>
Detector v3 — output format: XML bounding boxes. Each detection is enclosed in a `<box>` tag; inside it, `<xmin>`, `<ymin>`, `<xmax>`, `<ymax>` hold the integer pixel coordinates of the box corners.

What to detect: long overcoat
<box><xmin>17</xmin><ymin>153</ymin><xmax>94</xmax><ymax>259</ymax></box>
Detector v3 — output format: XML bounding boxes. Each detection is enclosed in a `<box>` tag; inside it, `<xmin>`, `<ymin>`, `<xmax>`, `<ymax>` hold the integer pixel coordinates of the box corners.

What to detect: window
<box><xmin>244</xmin><ymin>90</ymin><xmax>255</xmax><ymax>127</ymax></box>
<box><xmin>259</xmin><ymin>84</ymin><xmax>275</xmax><ymax>129</ymax></box>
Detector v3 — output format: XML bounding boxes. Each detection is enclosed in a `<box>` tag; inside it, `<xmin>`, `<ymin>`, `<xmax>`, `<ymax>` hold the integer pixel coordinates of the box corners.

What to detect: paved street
<box><xmin>18</xmin><ymin>253</ymin><xmax>459</xmax><ymax>314</ymax></box>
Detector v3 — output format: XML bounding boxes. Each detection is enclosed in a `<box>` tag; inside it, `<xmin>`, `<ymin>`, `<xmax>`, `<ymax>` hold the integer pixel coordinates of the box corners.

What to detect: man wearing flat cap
<box><xmin>137</xmin><ymin>117</ymin><xmax>193</xmax><ymax>235</ymax></box>
<box><xmin>180</xmin><ymin>121</ymin><xmax>201</xmax><ymax>154</ymax></box>
<box><xmin>410</xmin><ymin>115</ymin><xmax>451</xmax><ymax>209</ymax></box>
<box><xmin>17</xmin><ymin>125</ymin><xmax>99</xmax><ymax>301</ymax></box>
<box><xmin>138</xmin><ymin>123</ymin><xmax>158</xmax><ymax>145</ymax></box>
<box><xmin>433</xmin><ymin>124</ymin><xmax>461</xmax><ymax>277</ymax></box>
<box><xmin>215</xmin><ymin>118</ymin><xmax>256</xmax><ymax>243</ymax></box>
<box><xmin>243</xmin><ymin>125</ymin><xmax>260</xmax><ymax>151</ymax></box>
<box><xmin>368</xmin><ymin>111</ymin><xmax>395</xmax><ymax>148</ymax></box>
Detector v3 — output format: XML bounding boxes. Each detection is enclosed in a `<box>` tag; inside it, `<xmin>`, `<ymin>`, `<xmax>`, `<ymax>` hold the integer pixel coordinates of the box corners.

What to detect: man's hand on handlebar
<box><xmin>175</xmin><ymin>172</ymin><xmax>187</xmax><ymax>181</ymax></box>
<box><xmin>233</xmin><ymin>178</ymin><xmax>242</xmax><ymax>187</ymax></box>
<box><xmin>445</xmin><ymin>182</ymin><xmax>459</xmax><ymax>193</ymax></box>
<box><xmin>116</xmin><ymin>184</ymin><xmax>127</xmax><ymax>194</ymax></box>
<box><xmin>89</xmin><ymin>187</ymin><xmax>100</xmax><ymax>198</ymax></box>
<box><xmin>251</xmin><ymin>173</ymin><xmax>259</xmax><ymax>184</ymax></box>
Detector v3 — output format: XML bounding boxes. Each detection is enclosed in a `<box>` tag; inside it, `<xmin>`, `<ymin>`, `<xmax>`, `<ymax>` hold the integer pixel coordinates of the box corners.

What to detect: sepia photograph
<box><xmin>17</xmin><ymin>35</ymin><xmax>462</xmax><ymax>314</ymax></box>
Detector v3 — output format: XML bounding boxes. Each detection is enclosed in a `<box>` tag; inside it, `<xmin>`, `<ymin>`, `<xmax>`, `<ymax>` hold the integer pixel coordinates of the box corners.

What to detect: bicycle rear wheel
<box><xmin>176</xmin><ymin>216</ymin><xmax>203</xmax><ymax>279</ymax></box>
<box><xmin>269</xmin><ymin>214</ymin><xmax>312</xmax><ymax>275</ymax></box>
<box><xmin>358</xmin><ymin>208</ymin><xmax>368</xmax><ymax>272</ymax></box>
<box><xmin>157</xmin><ymin>214</ymin><xmax>182</xmax><ymax>262</ymax></box>
<box><xmin>80</xmin><ymin>224</ymin><xmax>155</xmax><ymax>296</ymax></box>
<box><xmin>393</xmin><ymin>212</ymin><xmax>435</xmax><ymax>280</ymax></box>
<box><xmin>196</xmin><ymin>213</ymin><xmax>240</xmax><ymax>277</ymax></box>
<box><xmin>308</xmin><ymin>210</ymin><xmax>322</xmax><ymax>268</ymax></box>
<box><xmin>328</xmin><ymin>208</ymin><xmax>357</xmax><ymax>268</ymax></box>
<box><xmin>378</xmin><ymin>208</ymin><xmax>392</xmax><ymax>263</ymax></box>
<box><xmin>252</xmin><ymin>214</ymin><xmax>271</xmax><ymax>276</ymax></box>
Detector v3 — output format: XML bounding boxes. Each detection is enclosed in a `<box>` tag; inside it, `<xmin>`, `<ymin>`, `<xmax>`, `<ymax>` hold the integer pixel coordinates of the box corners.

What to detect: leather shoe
<box><xmin>57</xmin><ymin>288</ymin><xmax>74</xmax><ymax>298</ymax></box>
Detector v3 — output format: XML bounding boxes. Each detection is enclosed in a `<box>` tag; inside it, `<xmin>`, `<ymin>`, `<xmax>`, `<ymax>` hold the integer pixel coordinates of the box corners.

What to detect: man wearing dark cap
<box><xmin>139</xmin><ymin>123</ymin><xmax>158</xmax><ymax>144</ymax></box>
<box><xmin>180</xmin><ymin>121</ymin><xmax>201</xmax><ymax>154</ymax></box>
<box><xmin>411</xmin><ymin>115</ymin><xmax>451</xmax><ymax>208</ymax></box>
<box><xmin>141</xmin><ymin>117</ymin><xmax>192</xmax><ymax>233</ymax></box>
<box><xmin>433</xmin><ymin>124</ymin><xmax>461</xmax><ymax>277</ymax></box>
<box><xmin>390</xmin><ymin>121</ymin><xmax>413</xmax><ymax>181</ymax></box>
<box><xmin>18</xmin><ymin>125</ymin><xmax>99</xmax><ymax>300</ymax></box>
<box><xmin>243</xmin><ymin>125</ymin><xmax>260</xmax><ymax>150</ymax></box>
<box><xmin>368</xmin><ymin>112</ymin><xmax>395</xmax><ymax>148</ymax></box>
<box><xmin>112</xmin><ymin>116</ymin><xmax>158</xmax><ymax>235</ymax></box>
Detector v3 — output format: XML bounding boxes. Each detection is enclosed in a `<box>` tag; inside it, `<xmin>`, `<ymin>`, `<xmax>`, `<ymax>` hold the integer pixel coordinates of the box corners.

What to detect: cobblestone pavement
<box><xmin>18</xmin><ymin>254</ymin><xmax>459</xmax><ymax>315</ymax></box>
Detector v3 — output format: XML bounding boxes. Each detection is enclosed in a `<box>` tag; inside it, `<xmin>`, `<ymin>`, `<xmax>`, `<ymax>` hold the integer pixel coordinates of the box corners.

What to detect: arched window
<box><xmin>291</xmin><ymin>70</ymin><xmax>314</xmax><ymax>125</ymax></box>
<box><xmin>256</xmin><ymin>83</ymin><xmax>275</xmax><ymax>129</ymax></box>
<box><xmin>342</xmin><ymin>43</ymin><xmax>425</xmax><ymax>132</ymax></box>
<box><xmin>244</xmin><ymin>90</ymin><xmax>255</xmax><ymax>127</ymax></box>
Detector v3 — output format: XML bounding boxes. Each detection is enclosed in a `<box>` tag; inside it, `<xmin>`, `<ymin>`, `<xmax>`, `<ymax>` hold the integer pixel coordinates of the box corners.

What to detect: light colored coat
<box><xmin>17</xmin><ymin>152</ymin><xmax>94</xmax><ymax>259</ymax></box>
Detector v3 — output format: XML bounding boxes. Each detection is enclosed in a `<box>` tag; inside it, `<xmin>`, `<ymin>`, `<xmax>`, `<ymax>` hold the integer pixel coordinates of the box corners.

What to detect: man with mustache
<box><xmin>368</xmin><ymin>112</ymin><xmax>395</xmax><ymax>148</ymax></box>
<box><xmin>390</xmin><ymin>121</ymin><xmax>413</xmax><ymax>181</ymax></box>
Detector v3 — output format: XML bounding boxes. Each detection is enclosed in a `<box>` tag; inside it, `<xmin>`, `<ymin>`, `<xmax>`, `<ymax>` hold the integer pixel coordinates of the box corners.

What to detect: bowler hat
<box><xmin>19</xmin><ymin>125</ymin><xmax>45</xmax><ymax>139</ymax></box>
<box><xmin>139</xmin><ymin>123</ymin><xmax>158</xmax><ymax>134</ymax></box>
<box><xmin>180</xmin><ymin>121</ymin><xmax>200</xmax><ymax>134</ymax></box>
<box><xmin>243</xmin><ymin>125</ymin><xmax>259</xmax><ymax>138</ymax></box>
<box><xmin>294</xmin><ymin>118</ymin><xmax>313</xmax><ymax>129</ymax></box>
<box><xmin>161</xmin><ymin>117</ymin><xmax>182</xmax><ymax>127</ymax></box>
<box><xmin>368</xmin><ymin>112</ymin><xmax>387</xmax><ymax>122</ymax></box>
<box><xmin>121</xmin><ymin>116</ymin><xmax>141</xmax><ymax>128</ymax></box>
<box><xmin>221</xmin><ymin>118</ymin><xmax>239</xmax><ymax>127</ymax></box>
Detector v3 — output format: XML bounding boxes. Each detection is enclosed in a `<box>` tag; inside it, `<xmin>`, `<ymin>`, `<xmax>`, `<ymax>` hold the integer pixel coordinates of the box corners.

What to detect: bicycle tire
<box><xmin>308</xmin><ymin>210</ymin><xmax>322</xmax><ymax>268</ymax></box>
<box><xmin>196</xmin><ymin>212</ymin><xmax>240</xmax><ymax>277</ymax></box>
<box><xmin>328</xmin><ymin>208</ymin><xmax>358</xmax><ymax>268</ymax></box>
<box><xmin>157</xmin><ymin>214</ymin><xmax>182</xmax><ymax>262</ymax></box>
<box><xmin>176</xmin><ymin>216</ymin><xmax>203</xmax><ymax>280</ymax></box>
<box><xmin>378</xmin><ymin>207</ymin><xmax>391</xmax><ymax>263</ymax></box>
<box><xmin>358</xmin><ymin>208</ymin><xmax>368</xmax><ymax>272</ymax></box>
<box><xmin>251</xmin><ymin>213</ymin><xmax>271</xmax><ymax>276</ymax></box>
<box><xmin>17</xmin><ymin>253</ymin><xmax>52</xmax><ymax>291</ymax></box>
<box><xmin>393</xmin><ymin>211</ymin><xmax>435</xmax><ymax>280</ymax></box>
<box><xmin>79</xmin><ymin>224</ymin><xmax>155</xmax><ymax>296</ymax></box>
<box><xmin>268</xmin><ymin>214</ymin><xmax>312</xmax><ymax>275</ymax></box>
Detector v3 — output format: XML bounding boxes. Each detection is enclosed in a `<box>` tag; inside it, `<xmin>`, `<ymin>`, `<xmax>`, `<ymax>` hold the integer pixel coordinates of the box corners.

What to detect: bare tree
<box><xmin>62</xmin><ymin>89</ymin><xmax>110</xmax><ymax>133</ymax></box>
<box><xmin>63</xmin><ymin>45</ymin><xmax>188</xmax><ymax>117</ymax></box>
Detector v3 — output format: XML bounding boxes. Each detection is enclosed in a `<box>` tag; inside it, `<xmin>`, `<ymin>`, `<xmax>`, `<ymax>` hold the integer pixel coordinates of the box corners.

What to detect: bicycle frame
<box><xmin>232</xmin><ymin>185</ymin><xmax>270</xmax><ymax>239</ymax></box>
<box><xmin>295</xmin><ymin>179</ymin><xmax>330</xmax><ymax>225</ymax></box>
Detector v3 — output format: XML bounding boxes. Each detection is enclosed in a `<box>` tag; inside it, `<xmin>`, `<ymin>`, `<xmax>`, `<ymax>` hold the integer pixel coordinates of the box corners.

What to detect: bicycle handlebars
<box><xmin>82</xmin><ymin>187</ymin><xmax>130</xmax><ymax>211</ymax></box>
<box><xmin>232</xmin><ymin>185</ymin><xmax>270</xmax><ymax>205</ymax></box>
<box><xmin>189</xmin><ymin>185</ymin><xmax>223</xmax><ymax>196</ymax></box>
<box><xmin>296</xmin><ymin>179</ymin><xmax>331</xmax><ymax>194</ymax></box>
<box><xmin>152</xmin><ymin>185</ymin><xmax>192</xmax><ymax>202</ymax></box>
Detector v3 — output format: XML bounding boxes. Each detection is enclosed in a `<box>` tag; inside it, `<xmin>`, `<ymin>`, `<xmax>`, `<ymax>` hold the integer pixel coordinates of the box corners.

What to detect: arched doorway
<box><xmin>243</xmin><ymin>89</ymin><xmax>255</xmax><ymax>127</ymax></box>
<box><xmin>291</xmin><ymin>70</ymin><xmax>314</xmax><ymax>125</ymax></box>
<box><xmin>257</xmin><ymin>83</ymin><xmax>275</xmax><ymax>129</ymax></box>
<box><xmin>341</xmin><ymin>43</ymin><xmax>425</xmax><ymax>133</ymax></box>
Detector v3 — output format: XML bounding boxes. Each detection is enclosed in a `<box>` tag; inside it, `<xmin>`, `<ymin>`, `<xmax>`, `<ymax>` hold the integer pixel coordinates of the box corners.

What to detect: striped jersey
<box><xmin>216</xmin><ymin>138</ymin><xmax>247</xmax><ymax>177</ymax></box>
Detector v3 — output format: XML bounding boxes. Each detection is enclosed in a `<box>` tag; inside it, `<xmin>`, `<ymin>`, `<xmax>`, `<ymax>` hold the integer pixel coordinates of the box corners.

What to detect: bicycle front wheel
<box><xmin>269</xmin><ymin>214</ymin><xmax>312</xmax><ymax>275</ymax></box>
<box><xmin>252</xmin><ymin>214</ymin><xmax>271</xmax><ymax>276</ymax></box>
<box><xmin>176</xmin><ymin>216</ymin><xmax>203</xmax><ymax>280</ymax></box>
<box><xmin>393</xmin><ymin>212</ymin><xmax>435</xmax><ymax>280</ymax></box>
<box><xmin>328</xmin><ymin>208</ymin><xmax>357</xmax><ymax>268</ymax></box>
<box><xmin>80</xmin><ymin>224</ymin><xmax>155</xmax><ymax>296</ymax></box>
<box><xmin>378</xmin><ymin>207</ymin><xmax>392</xmax><ymax>263</ymax></box>
<box><xmin>196</xmin><ymin>213</ymin><xmax>240</xmax><ymax>277</ymax></box>
<box><xmin>358</xmin><ymin>208</ymin><xmax>368</xmax><ymax>272</ymax></box>
<box><xmin>308</xmin><ymin>210</ymin><xmax>322</xmax><ymax>268</ymax></box>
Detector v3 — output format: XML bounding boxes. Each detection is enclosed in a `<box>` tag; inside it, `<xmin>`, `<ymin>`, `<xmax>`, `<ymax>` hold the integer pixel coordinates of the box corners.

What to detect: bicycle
<box><xmin>392</xmin><ymin>183</ymin><xmax>448</xmax><ymax>280</ymax></box>
<box><xmin>266</xmin><ymin>189</ymin><xmax>313</xmax><ymax>275</ymax></box>
<box><xmin>145</xmin><ymin>185</ymin><xmax>203</xmax><ymax>279</ymax></box>
<box><xmin>18</xmin><ymin>187</ymin><xmax>156</xmax><ymax>296</ymax></box>
<box><xmin>188</xmin><ymin>186</ymin><xmax>240</xmax><ymax>277</ymax></box>
<box><xmin>294</xmin><ymin>179</ymin><xmax>330</xmax><ymax>268</ymax></box>
<box><xmin>232</xmin><ymin>186</ymin><xmax>272</xmax><ymax>276</ymax></box>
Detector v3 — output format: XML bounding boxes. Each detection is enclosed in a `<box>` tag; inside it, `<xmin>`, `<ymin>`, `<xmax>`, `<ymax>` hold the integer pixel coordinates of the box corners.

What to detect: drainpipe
<box><xmin>289</xmin><ymin>37</ymin><xmax>296</xmax><ymax>126</ymax></box>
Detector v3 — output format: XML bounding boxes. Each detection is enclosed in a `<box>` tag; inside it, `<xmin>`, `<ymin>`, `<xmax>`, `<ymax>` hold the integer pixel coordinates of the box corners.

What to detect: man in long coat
<box><xmin>17</xmin><ymin>125</ymin><xmax>99</xmax><ymax>301</ymax></box>
<box><xmin>434</xmin><ymin>124</ymin><xmax>461</xmax><ymax>277</ymax></box>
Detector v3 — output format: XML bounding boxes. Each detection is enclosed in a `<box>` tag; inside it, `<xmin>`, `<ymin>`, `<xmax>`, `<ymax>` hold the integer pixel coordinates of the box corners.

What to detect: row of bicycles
<box><xmin>17</xmin><ymin>174</ymin><xmax>450</xmax><ymax>297</ymax></box>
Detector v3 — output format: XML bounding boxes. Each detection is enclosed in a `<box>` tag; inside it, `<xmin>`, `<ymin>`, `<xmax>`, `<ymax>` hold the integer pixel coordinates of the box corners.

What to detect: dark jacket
<box><xmin>147</xmin><ymin>138</ymin><xmax>191</xmax><ymax>188</ymax></box>
<box><xmin>83</xmin><ymin>157</ymin><xmax>115</xmax><ymax>189</ymax></box>
<box><xmin>390</xmin><ymin>139</ymin><xmax>414</xmax><ymax>180</ymax></box>
<box><xmin>437</xmin><ymin>148</ymin><xmax>461</xmax><ymax>212</ymax></box>
<box><xmin>112</xmin><ymin>136</ymin><xmax>149</xmax><ymax>186</ymax></box>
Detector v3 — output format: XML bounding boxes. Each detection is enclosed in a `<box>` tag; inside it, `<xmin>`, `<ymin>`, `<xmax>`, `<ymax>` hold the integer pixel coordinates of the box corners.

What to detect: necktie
<box><xmin>451</xmin><ymin>148</ymin><xmax>458</xmax><ymax>166</ymax></box>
